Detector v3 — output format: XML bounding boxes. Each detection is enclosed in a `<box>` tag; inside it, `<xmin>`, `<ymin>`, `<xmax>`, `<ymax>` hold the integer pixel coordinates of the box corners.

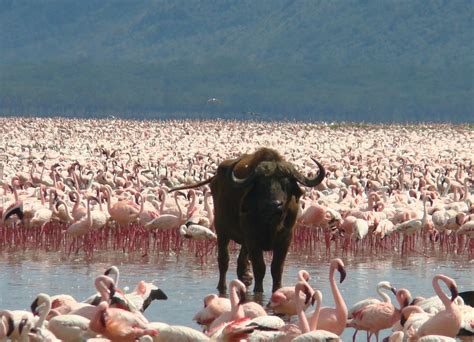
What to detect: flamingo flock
<box><xmin>0</xmin><ymin>261</ymin><xmax>472</xmax><ymax>341</ymax></box>
<box><xmin>0</xmin><ymin>118</ymin><xmax>472</xmax><ymax>258</ymax></box>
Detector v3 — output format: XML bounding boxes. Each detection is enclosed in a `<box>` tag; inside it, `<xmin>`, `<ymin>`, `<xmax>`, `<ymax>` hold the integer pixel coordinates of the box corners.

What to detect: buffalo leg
<box><xmin>270</xmin><ymin>237</ymin><xmax>290</xmax><ymax>293</ymax></box>
<box><xmin>237</xmin><ymin>245</ymin><xmax>253</xmax><ymax>287</ymax></box>
<box><xmin>217</xmin><ymin>235</ymin><xmax>230</xmax><ymax>294</ymax></box>
<box><xmin>248</xmin><ymin>247</ymin><xmax>266</xmax><ymax>293</ymax></box>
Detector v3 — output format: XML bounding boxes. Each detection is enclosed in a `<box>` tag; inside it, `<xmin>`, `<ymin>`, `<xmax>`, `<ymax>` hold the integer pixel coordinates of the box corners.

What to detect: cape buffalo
<box><xmin>171</xmin><ymin>147</ymin><xmax>325</xmax><ymax>293</ymax></box>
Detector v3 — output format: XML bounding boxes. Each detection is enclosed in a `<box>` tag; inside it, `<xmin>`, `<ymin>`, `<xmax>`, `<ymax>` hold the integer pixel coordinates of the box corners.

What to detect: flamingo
<box><xmin>293</xmin><ymin>286</ymin><xmax>341</xmax><ymax>341</ymax></box>
<box><xmin>306</xmin><ymin>258</ymin><xmax>348</xmax><ymax>336</ymax></box>
<box><xmin>66</xmin><ymin>275</ymin><xmax>116</xmax><ymax>319</ymax></box>
<box><xmin>144</xmin><ymin>191</ymin><xmax>185</xmax><ymax>231</ymax></box>
<box><xmin>394</xmin><ymin>195</ymin><xmax>430</xmax><ymax>251</ymax></box>
<box><xmin>179</xmin><ymin>221</ymin><xmax>217</xmax><ymax>240</ymax></box>
<box><xmin>268</xmin><ymin>269</ymin><xmax>312</xmax><ymax>316</ymax></box>
<box><xmin>135</xmin><ymin>193</ymin><xmax>160</xmax><ymax>225</ymax></box>
<box><xmin>87</xmin><ymin>196</ymin><xmax>108</xmax><ymax>231</ymax></box>
<box><xmin>48</xmin><ymin>313</ymin><xmax>98</xmax><ymax>342</ymax></box>
<box><xmin>83</xmin><ymin>266</ymin><xmax>120</xmax><ymax>305</ymax></box>
<box><xmin>346</xmin><ymin>280</ymin><xmax>397</xmax><ymax>341</ymax></box>
<box><xmin>399</xmin><ymin>305</ymin><xmax>433</xmax><ymax>338</ymax></box>
<box><xmin>410</xmin><ymin>274</ymin><xmax>462</xmax><ymax>339</ymax></box>
<box><xmin>88</xmin><ymin>301</ymin><xmax>157</xmax><ymax>342</ymax></box>
<box><xmin>346</xmin><ymin>293</ymin><xmax>402</xmax><ymax>342</ymax></box>
<box><xmin>143</xmin><ymin>324</ymin><xmax>210</xmax><ymax>341</ymax></box>
<box><xmin>102</xmin><ymin>185</ymin><xmax>140</xmax><ymax>227</ymax></box>
<box><xmin>193</xmin><ymin>294</ymin><xmax>231</xmax><ymax>326</ymax></box>
<box><xmin>65</xmin><ymin>196</ymin><xmax>94</xmax><ymax>237</ymax></box>
<box><xmin>0</xmin><ymin>309</ymin><xmax>34</xmax><ymax>341</ymax></box>
<box><xmin>207</xmin><ymin>279</ymin><xmax>247</xmax><ymax>333</ymax></box>
<box><xmin>121</xmin><ymin>280</ymin><xmax>168</xmax><ymax>313</ymax></box>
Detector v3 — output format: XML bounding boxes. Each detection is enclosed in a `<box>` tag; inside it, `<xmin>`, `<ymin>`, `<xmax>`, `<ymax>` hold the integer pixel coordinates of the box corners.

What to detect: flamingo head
<box><xmin>450</xmin><ymin>283</ymin><xmax>458</xmax><ymax>302</ymax></box>
<box><xmin>311</xmin><ymin>290</ymin><xmax>322</xmax><ymax>306</ymax></box>
<box><xmin>331</xmin><ymin>258</ymin><xmax>346</xmax><ymax>283</ymax></box>
<box><xmin>30</xmin><ymin>293</ymin><xmax>49</xmax><ymax>316</ymax></box>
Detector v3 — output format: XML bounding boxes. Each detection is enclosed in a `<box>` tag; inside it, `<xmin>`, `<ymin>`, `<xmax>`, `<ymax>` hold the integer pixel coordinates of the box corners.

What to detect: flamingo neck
<box><xmin>432</xmin><ymin>275</ymin><xmax>452</xmax><ymax>310</ymax></box>
<box><xmin>297</xmin><ymin>270</ymin><xmax>310</xmax><ymax>282</ymax></box>
<box><xmin>159</xmin><ymin>190</ymin><xmax>166</xmax><ymax>214</ymax></box>
<box><xmin>204</xmin><ymin>192</ymin><xmax>214</xmax><ymax>224</ymax></box>
<box><xmin>105</xmin><ymin>188</ymin><xmax>113</xmax><ymax>215</ymax></box>
<box><xmin>309</xmin><ymin>295</ymin><xmax>322</xmax><ymax>331</ymax></box>
<box><xmin>296</xmin><ymin>286</ymin><xmax>310</xmax><ymax>333</ymax></box>
<box><xmin>229</xmin><ymin>284</ymin><xmax>244</xmax><ymax>320</ymax></box>
<box><xmin>174</xmin><ymin>192</ymin><xmax>182</xmax><ymax>221</ymax></box>
<box><xmin>138</xmin><ymin>194</ymin><xmax>144</xmax><ymax>216</ymax></box>
<box><xmin>329</xmin><ymin>267</ymin><xmax>347</xmax><ymax>322</ymax></box>
<box><xmin>377</xmin><ymin>285</ymin><xmax>391</xmax><ymax>303</ymax></box>
<box><xmin>186</xmin><ymin>191</ymin><xmax>196</xmax><ymax>218</ymax></box>
<box><xmin>35</xmin><ymin>298</ymin><xmax>51</xmax><ymax>329</ymax></box>
<box><xmin>421</xmin><ymin>196</ymin><xmax>428</xmax><ymax>226</ymax></box>
<box><xmin>86</xmin><ymin>199</ymin><xmax>92</xmax><ymax>227</ymax></box>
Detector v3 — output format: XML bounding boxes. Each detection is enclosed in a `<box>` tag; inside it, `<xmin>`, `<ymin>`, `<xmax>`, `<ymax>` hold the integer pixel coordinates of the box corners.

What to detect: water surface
<box><xmin>0</xmin><ymin>248</ymin><xmax>472</xmax><ymax>341</ymax></box>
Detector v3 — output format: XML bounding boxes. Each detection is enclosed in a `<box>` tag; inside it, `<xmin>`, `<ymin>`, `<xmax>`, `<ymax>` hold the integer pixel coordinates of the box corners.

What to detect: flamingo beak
<box><xmin>238</xmin><ymin>289</ymin><xmax>246</xmax><ymax>305</ymax></box>
<box><xmin>391</xmin><ymin>287</ymin><xmax>397</xmax><ymax>296</ymax></box>
<box><xmin>30</xmin><ymin>298</ymin><xmax>39</xmax><ymax>316</ymax></box>
<box><xmin>400</xmin><ymin>313</ymin><xmax>407</xmax><ymax>327</ymax></box>
<box><xmin>302</xmin><ymin>284</ymin><xmax>312</xmax><ymax>306</ymax></box>
<box><xmin>151</xmin><ymin>288</ymin><xmax>168</xmax><ymax>300</ymax></box>
<box><xmin>6</xmin><ymin>317</ymin><xmax>14</xmax><ymax>337</ymax></box>
<box><xmin>450</xmin><ymin>285</ymin><xmax>458</xmax><ymax>302</ymax></box>
<box><xmin>108</xmin><ymin>283</ymin><xmax>116</xmax><ymax>298</ymax></box>
<box><xmin>338</xmin><ymin>265</ymin><xmax>346</xmax><ymax>283</ymax></box>
<box><xmin>310</xmin><ymin>293</ymin><xmax>318</xmax><ymax>306</ymax></box>
<box><xmin>18</xmin><ymin>318</ymin><xmax>28</xmax><ymax>335</ymax></box>
<box><xmin>403</xmin><ymin>297</ymin><xmax>410</xmax><ymax>308</ymax></box>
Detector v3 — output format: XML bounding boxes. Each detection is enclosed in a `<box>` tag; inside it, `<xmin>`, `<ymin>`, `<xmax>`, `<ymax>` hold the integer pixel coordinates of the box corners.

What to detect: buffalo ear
<box><xmin>292</xmin><ymin>181</ymin><xmax>304</xmax><ymax>199</ymax></box>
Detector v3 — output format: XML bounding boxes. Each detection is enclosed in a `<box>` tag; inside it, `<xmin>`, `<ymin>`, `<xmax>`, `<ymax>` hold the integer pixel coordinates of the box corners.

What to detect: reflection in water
<box><xmin>0</xmin><ymin>249</ymin><xmax>472</xmax><ymax>341</ymax></box>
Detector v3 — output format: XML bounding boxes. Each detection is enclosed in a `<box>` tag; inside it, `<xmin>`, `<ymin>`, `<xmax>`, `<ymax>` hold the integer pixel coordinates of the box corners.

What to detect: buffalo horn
<box><xmin>291</xmin><ymin>157</ymin><xmax>326</xmax><ymax>187</ymax></box>
<box><xmin>229</xmin><ymin>157</ymin><xmax>257</xmax><ymax>187</ymax></box>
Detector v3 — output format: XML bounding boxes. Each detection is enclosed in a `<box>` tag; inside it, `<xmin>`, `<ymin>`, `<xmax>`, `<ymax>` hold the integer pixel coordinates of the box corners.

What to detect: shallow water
<box><xmin>0</xmin><ymin>248</ymin><xmax>472</xmax><ymax>341</ymax></box>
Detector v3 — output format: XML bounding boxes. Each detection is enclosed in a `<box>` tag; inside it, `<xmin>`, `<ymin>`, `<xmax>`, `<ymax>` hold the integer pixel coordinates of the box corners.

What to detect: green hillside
<box><xmin>1</xmin><ymin>0</ymin><xmax>473</xmax><ymax>122</ymax></box>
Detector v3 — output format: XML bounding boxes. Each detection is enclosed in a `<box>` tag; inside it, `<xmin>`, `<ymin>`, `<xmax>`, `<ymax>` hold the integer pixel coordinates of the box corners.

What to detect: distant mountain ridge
<box><xmin>1</xmin><ymin>0</ymin><xmax>472</xmax><ymax>65</ymax></box>
<box><xmin>0</xmin><ymin>0</ymin><xmax>473</xmax><ymax>122</ymax></box>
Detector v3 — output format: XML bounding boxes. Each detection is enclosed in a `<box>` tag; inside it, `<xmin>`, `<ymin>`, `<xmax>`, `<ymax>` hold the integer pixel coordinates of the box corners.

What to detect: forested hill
<box><xmin>1</xmin><ymin>0</ymin><xmax>473</xmax><ymax>122</ymax></box>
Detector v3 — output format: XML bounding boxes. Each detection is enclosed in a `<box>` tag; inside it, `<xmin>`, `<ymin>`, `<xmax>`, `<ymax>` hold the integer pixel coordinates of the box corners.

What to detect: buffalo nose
<box><xmin>272</xmin><ymin>200</ymin><xmax>283</xmax><ymax>210</ymax></box>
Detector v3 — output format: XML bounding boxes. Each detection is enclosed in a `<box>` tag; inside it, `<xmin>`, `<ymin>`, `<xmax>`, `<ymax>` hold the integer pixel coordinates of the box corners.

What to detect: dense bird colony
<box><xmin>0</xmin><ymin>118</ymin><xmax>472</xmax><ymax>256</ymax></box>
<box><xmin>0</xmin><ymin>117</ymin><xmax>473</xmax><ymax>341</ymax></box>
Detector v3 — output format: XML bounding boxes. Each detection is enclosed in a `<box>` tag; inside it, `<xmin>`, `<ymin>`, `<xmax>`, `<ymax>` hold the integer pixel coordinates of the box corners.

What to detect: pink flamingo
<box><xmin>144</xmin><ymin>190</ymin><xmax>185</xmax><ymax>231</ymax></box>
<box><xmin>410</xmin><ymin>274</ymin><xmax>462</xmax><ymax>339</ymax></box>
<box><xmin>347</xmin><ymin>281</ymin><xmax>397</xmax><ymax>341</ymax></box>
<box><xmin>347</xmin><ymin>292</ymin><xmax>402</xmax><ymax>341</ymax></box>
<box><xmin>193</xmin><ymin>294</ymin><xmax>231</xmax><ymax>326</ymax></box>
<box><xmin>69</xmin><ymin>190</ymin><xmax>87</xmax><ymax>221</ymax></box>
<box><xmin>102</xmin><ymin>185</ymin><xmax>140</xmax><ymax>226</ymax></box>
<box><xmin>89</xmin><ymin>301</ymin><xmax>157</xmax><ymax>342</ymax></box>
<box><xmin>207</xmin><ymin>279</ymin><xmax>247</xmax><ymax>333</ymax></box>
<box><xmin>65</xmin><ymin>196</ymin><xmax>94</xmax><ymax>237</ymax></box>
<box><xmin>59</xmin><ymin>275</ymin><xmax>115</xmax><ymax>319</ymax></box>
<box><xmin>269</xmin><ymin>269</ymin><xmax>312</xmax><ymax>316</ymax></box>
<box><xmin>134</xmin><ymin>193</ymin><xmax>159</xmax><ymax>225</ymax></box>
<box><xmin>306</xmin><ymin>258</ymin><xmax>347</xmax><ymax>336</ymax></box>
<box><xmin>293</xmin><ymin>283</ymin><xmax>341</xmax><ymax>341</ymax></box>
